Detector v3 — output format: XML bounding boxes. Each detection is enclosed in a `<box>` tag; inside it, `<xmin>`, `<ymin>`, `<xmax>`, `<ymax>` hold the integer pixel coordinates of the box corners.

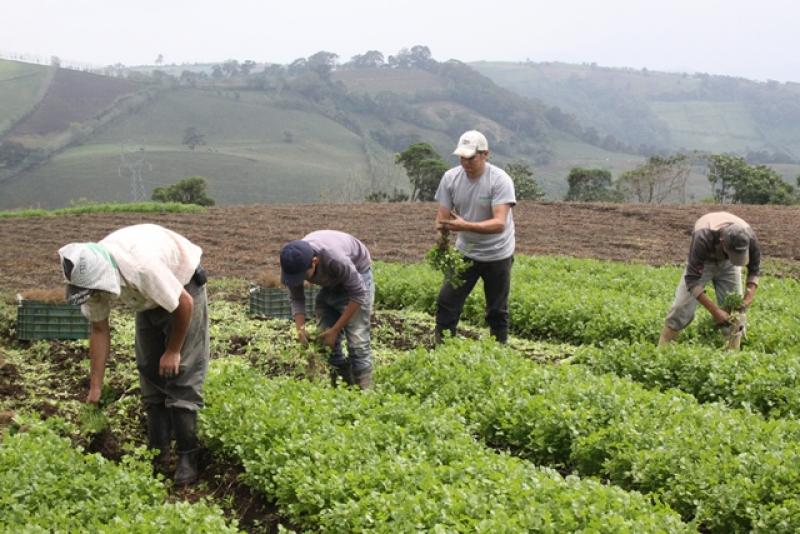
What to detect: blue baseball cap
<box><xmin>280</xmin><ymin>240</ymin><xmax>314</xmax><ymax>287</ymax></box>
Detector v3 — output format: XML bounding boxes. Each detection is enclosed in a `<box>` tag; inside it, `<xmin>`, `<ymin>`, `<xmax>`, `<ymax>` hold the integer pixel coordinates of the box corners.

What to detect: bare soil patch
<box><xmin>2</xmin><ymin>201</ymin><xmax>799</xmax><ymax>291</ymax></box>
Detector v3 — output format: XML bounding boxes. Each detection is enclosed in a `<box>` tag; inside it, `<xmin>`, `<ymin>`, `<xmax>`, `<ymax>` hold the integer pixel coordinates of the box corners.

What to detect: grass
<box><xmin>0</xmin><ymin>60</ymin><xmax>51</xmax><ymax>134</ymax></box>
<box><xmin>0</xmin><ymin>201</ymin><xmax>205</xmax><ymax>218</ymax></box>
<box><xmin>1</xmin><ymin>88</ymin><xmax>383</xmax><ymax>208</ymax></box>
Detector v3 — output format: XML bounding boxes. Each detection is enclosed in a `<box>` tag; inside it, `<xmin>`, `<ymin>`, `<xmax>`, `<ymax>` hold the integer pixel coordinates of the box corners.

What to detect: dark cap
<box><xmin>720</xmin><ymin>223</ymin><xmax>750</xmax><ymax>266</ymax></box>
<box><xmin>280</xmin><ymin>240</ymin><xmax>314</xmax><ymax>287</ymax></box>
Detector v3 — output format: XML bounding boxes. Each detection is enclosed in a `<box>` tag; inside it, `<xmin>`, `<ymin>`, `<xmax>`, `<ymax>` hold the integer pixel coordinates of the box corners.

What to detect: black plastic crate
<box><xmin>17</xmin><ymin>300</ymin><xmax>90</xmax><ymax>341</ymax></box>
<box><xmin>248</xmin><ymin>286</ymin><xmax>319</xmax><ymax>320</ymax></box>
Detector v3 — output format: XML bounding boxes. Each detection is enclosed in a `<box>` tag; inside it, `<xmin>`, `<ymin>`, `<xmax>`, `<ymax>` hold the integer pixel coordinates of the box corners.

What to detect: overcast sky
<box><xmin>2</xmin><ymin>0</ymin><xmax>797</xmax><ymax>83</ymax></box>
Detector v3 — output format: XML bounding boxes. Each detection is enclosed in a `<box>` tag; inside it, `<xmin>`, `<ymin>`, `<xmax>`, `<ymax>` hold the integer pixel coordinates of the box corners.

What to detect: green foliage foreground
<box><xmin>374</xmin><ymin>255</ymin><xmax>800</xmax><ymax>352</ymax></box>
<box><xmin>203</xmin><ymin>359</ymin><xmax>689</xmax><ymax>533</ymax></box>
<box><xmin>0</xmin><ymin>417</ymin><xmax>239</xmax><ymax>533</ymax></box>
<box><xmin>379</xmin><ymin>339</ymin><xmax>800</xmax><ymax>533</ymax></box>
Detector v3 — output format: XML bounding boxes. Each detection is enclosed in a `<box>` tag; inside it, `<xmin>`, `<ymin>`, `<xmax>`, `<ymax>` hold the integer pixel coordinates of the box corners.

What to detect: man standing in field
<box><xmin>59</xmin><ymin>224</ymin><xmax>208</xmax><ymax>485</ymax></box>
<box><xmin>659</xmin><ymin>211</ymin><xmax>761</xmax><ymax>345</ymax></box>
<box><xmin>280</xmin><ymin>230</ymin><xmax>374</xmax><ymax>389</ymax></box>
<box><xmin>434</xmin><ymin>130</ymin><xmax>516</xmax><ymax>344</ymax></box>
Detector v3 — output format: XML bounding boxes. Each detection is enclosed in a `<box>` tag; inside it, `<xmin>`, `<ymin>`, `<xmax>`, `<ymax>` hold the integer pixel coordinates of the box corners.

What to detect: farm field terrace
<box><xmin>2</xmin><ymin>202</ymin><xmax>800</xmax><ymax>531</ymax></box>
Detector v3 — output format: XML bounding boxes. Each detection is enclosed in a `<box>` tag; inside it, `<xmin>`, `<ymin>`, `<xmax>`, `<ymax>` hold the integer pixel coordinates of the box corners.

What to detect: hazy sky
<box><xmin>2</xmin><ymin>0</ymin><xmax>797</xmax><ymax>82</ymax></box>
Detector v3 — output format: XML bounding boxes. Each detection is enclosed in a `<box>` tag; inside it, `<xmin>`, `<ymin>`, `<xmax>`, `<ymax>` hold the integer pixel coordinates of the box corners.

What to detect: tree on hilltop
<box><xmin>182</xmin><ymin>127</ymin><xmax>206</xmax><ymax>151</ymax></box>
<box><xmin>152</xmin><ymin>176</ymin><xmax>215</xmax><ymax>206</ymax></box>
<box><xmin>396</xmin><ymin>143</ymin><xmax>448</xmax><ymax>201</ymax></box>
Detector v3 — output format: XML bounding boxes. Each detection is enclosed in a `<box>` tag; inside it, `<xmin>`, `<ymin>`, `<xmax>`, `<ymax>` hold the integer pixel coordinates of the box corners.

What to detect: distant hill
<box><xmin>472</xmin><ymin>61</ymin><xmax>800</xmax><ymax>162</ymax></box>
<box><xmin>2</xmin><ymin>53</ymin><xmax>799</xmax><ymax>209</ymax></box>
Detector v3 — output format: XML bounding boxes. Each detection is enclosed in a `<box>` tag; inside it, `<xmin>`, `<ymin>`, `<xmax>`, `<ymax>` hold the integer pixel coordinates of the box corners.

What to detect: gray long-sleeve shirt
<box><xmin>287</xmin><ymin>230</ymin><xmax>372</xmax><ymax>316</ymax></box>
<box><xmin>684</xmin><ymin>212</ymin><xmax>761</xmax><ymax>297</ymax></box>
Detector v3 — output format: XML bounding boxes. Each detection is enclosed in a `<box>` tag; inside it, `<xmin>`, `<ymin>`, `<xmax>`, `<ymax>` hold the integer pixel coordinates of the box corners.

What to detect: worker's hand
<box><xmin>297</xmin><ymin>328</ymin><xmax>309</xmax><ymax>346</ymax></box>
<box><xmin>441</xmin><ymin>213</ymin><xmax>466</xmax><ymax>232</ymax></box>
<box><xmin>742</xmin><ymin>295</ymin><xmax>754</xmax><ymax>310</ymax></box>
<box><xmin>318</xmin><ymin>328</ymin><xmax>339</xmax><ymax>348</ymax></box>
<box><xmin>85</xmin><ymin>386</ymin><xmax>102</xmax><ymax>404</ymax></box>
<box><xmin>159</xmin><ymin>350</ymin><xmax>181</xmax><ymax>378</ymax></box>
<box><xmin>712</xmin><ymin>308</ymin><xmax>731</xmax><ymax>326</ymax></box>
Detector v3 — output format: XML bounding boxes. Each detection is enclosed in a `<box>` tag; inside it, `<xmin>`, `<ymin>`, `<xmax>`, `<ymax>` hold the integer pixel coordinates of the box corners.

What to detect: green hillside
<box><xmin>0</xmin><ymin>60</ymin><xmax>52</xmax><ymax>135</ymax></box>
<box><xmin>472</xmin><ymin>60</ymin><xmax>800</xmax><ymax>158</ymax></box>
<box><xmin>4</xmin><ymin>54</ymin><xmax>800</xmax><ymax>208</ymax></box>
<box><xmin>0</xmin><ymin>88</ymin><xmax>398</xmax><ymax>208</ymax></box>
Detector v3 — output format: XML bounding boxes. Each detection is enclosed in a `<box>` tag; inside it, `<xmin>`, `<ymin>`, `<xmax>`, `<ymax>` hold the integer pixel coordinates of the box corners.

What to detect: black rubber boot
<box><xmin>353</xmin><ymin>369</ymin><xmax>373</xmax><ymax>390</ymax></box>
<box><xmin>490</xmin><ymin>328</ymin><xmax>508</xmax><ymax>344</ymax></box>
<box><xmin>145</xmin><ymin>403</ymin><xmax>172</xmax><ymax>475</ymax></box>
<box><xmin>171</xmin><ymin>408</ymin><xmax>199</xmax><ymax>486</ymax></box>
<box><xmin>329</xmin><ymin>364</ymin><xmax>354</xmax><ymax>388</ymax></box>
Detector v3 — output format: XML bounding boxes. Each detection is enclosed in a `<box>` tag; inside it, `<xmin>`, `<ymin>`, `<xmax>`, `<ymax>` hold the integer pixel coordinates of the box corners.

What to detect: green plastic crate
<box><xmin>248</xmin><ymin>286</ymin><xmax>319</xmax><ymax>320</ymax></box>
<box><xmin>17</xmin><ymin>300</ymin><xmax>90</xmax><ymax>341</ymax></box>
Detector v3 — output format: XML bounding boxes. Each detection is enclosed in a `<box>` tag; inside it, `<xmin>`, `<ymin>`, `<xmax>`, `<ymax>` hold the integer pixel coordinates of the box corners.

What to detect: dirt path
<box><xmin>2</xmin><ymin>201</ymin><xmax>799</xmax><ymax>291</ymax></box>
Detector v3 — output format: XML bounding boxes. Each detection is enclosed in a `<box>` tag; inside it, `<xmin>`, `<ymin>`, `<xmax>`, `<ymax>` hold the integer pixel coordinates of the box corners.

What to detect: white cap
<box><xmin>58</xmin><ymin>243</ymin><xmax>121</xmax><ymax>304</ymax></box>
<box><xmin>453</xmin><ymin>130</ymin><xmax>489</xmax><ymax>158</ymax></box>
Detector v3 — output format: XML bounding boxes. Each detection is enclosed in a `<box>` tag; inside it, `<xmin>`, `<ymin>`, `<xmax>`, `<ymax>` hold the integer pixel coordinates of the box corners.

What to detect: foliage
<box><xmin>395</xmin><ymin>142</ymin><xmax>448</xmax><ymax>201</ymax></box>
<box><xmin>151</xmin><ymin>176</ymin><xmax>215</xmax><ymax>206</ymax></box>
<box><xmin>0</xmin><ymin>417</ymin><xmax>239</xmax><ymax>532</ymax></box>
<box><xmin>573</xmin><ymin>340</ymin><xmax>800</xmax><ymax>419</ymax></box>
<box><xmin>505</xmin><ymin>162</ymin><xmax>545</xmax><ymax>200</ymax></box>
<box><xmin>380</xmin><ymin>339</ymin><xmax>800</xmax><ymax>532</ymax></box>
<box><xmin>617</xmin><ymin>154</ymin><xmax>691</xmax><ymax>203</ymax></box>
<box><xmin>707</xmin><ymin>154</ymin><xmax>797</xmax><ymax>205</ymax></box>
<box><xmin>425</xmin><ymin>230</ymin><xmax>470</xmax><ymax>288</ymax></box>
<box><xmin>364</xmin><ymin>188</ymin><xmax>409</xmax><ymax>202</ymax></box>
<box><xmin>0</xmin><ymin>201</ymin><xmax>204</xmax><ymax>218</ymax></box>
<box><xmin>564</xmin><ymin>167</ymin><xmax>624</xmax><ymax>202</ymax></box>
<box><xmin>202</xmin><ymin>358</ymin><xmax>690</xmax><ymax>532</ymax></box>
<box><xmin>374</xmin><ymin>256</ymin><xmax>800</xmax><ymax>352</ymax></box>
<box><xmin>181</xmin><ymin>126</ymin><xmax>206</xmax><ymax>150</ymax></box>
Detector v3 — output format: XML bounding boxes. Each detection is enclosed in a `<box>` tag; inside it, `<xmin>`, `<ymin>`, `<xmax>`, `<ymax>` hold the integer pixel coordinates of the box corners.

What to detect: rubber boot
<box><xmin>145</xmin><ymin>403</ymin><xmax>172</xmax><ymax>475</ymax></box>
<box><xmin>658</xmin><ymin>326</ymin><xmax>680</xmax><ymax>346</ymax></box>
<box><xmin>353</xmin><ymin>369</ymin><xmax>373</xmax><ymax>390</ymax></box>
<box><xmin>171</xmin><ymin>408</ymin><xmax>199</xmax><ymax>486</ymax></box>
<box><xmin>329</xmin><ymin>364</ymin><xmax>353</xmax><ymax>388</ymax></box>
<box><xmin>490</xmin><ymin>328</ymin><xmax>508</xmax><ymax>344</ymax></box>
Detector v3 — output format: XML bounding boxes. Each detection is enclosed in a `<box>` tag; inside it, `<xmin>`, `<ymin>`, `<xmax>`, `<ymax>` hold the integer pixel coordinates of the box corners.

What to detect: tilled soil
<box><xmin>2</xmin><ymin>201</ymin><xmax>800</xmax><ymax>291</ymax></box>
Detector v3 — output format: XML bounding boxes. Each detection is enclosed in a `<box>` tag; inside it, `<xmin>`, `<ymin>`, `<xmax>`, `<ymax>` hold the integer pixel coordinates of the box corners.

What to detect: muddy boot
<box><xmin>145</xmin><ymin>403</ymin><xmax>172</xmax><ymax>475</ymax></box>
<box><xmin>353</xmin><ymin>369</ymin><xmax>373</xmax><ymax>390</ymax></box>
<box><xmin>329</xmin><ymin>364</ymin><xmax>354</xmax><ymax>388</ymax></box>
<box><xmin>658</xmin><ymin>326</ymin><xmax>680</xmax><ymax>346</ymax></box>
<box><xmin>171</xmin><ymin>408</ymin><xmax>199</xmax><ymax>486</ymax></box>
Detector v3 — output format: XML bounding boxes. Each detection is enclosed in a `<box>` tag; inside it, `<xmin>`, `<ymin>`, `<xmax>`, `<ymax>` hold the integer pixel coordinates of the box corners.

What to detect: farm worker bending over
<box><xmin>659</xmin><ymin>211</ymin><xmax>761</xmax><ymax>345</ymax></box>
<box><xmin>280</xmin><ymin>230</ymin><xmax>374</xmax><ymax>389</ymax></box>
<box><xmin>434</xmin><ymin>129</ymin><xmax>516</xmax><ymax>344</ymax></box>
<box><xmin>58</xmin><ymin>224</ymin><xmax>208</xmax><ymax>486</ymax></box>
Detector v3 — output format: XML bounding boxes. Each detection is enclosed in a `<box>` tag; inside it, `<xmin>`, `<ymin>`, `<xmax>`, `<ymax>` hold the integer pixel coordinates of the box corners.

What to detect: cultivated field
<box><xmin>2</xmin><ymin>201</ymin><xmax>799</xmax><ymax>291</ymax></box>
<box><xmin>3</xmin><ymin>201</ymin><xmax>800</xmax><ymax>532</ymax></box>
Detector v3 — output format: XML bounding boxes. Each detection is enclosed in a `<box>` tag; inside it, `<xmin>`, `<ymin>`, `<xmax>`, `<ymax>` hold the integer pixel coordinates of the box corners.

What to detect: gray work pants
<box><xmin>135</xmin><ymin>278</ymin><xmax>209</xmax><ymax>411</ymax></box>
<box><xmin>664</xmin><ymin>260</ymin><xmax>742</xmax><ymax>331</ymax></box>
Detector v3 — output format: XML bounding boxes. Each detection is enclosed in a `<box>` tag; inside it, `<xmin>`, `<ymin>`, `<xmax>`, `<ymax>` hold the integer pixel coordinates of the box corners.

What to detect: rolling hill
<box><xmin>1</xmin><ymin>55</ymin><xmax>798</xmax><ymax>209</ymax></box>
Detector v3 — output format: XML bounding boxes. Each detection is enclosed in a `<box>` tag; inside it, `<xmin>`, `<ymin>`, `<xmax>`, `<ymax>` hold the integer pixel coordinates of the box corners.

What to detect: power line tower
<box><xmin>119</xmin><ymin>144</ymin><xmax>151</xmax><ymax>201</ymax></box>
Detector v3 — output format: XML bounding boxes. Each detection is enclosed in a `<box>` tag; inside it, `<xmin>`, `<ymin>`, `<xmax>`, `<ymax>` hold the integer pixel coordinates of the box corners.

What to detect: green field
<box><xmin>0</xmin><ymin>89</ymin><xmax>405</xmax><ymax>208</ymax></box>
<box><xmin>0</xmin><ymin>60</ymin><xmax>51</xmax><ymax>134</ymax></box>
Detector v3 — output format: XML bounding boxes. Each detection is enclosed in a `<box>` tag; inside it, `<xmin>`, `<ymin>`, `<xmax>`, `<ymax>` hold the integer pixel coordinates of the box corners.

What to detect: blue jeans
<box><xmin>316</xmin><ymin>270</ymin><xmax>374</xmax><ymax>376</ymax></box>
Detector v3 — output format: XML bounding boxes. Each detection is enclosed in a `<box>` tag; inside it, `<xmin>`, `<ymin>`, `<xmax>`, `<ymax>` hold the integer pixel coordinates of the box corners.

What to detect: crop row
<box><xmin>377</xmin><ymin>338</ymin><xmax>800</xmax><ymax>533</ymax></box>
<box><xmin>573</xmin><ymin>340</ymin><xmax>800</xmax><ymax>419</ymax></box>
<box><xmin>202</xmin><ymin>359</ymin><xmax>690</xmax><ymax>533</ymax></box>
<box><xmin>0</xmin><ymin>417</ymin><xmax>239</xmax><ymax>533</ymax></box>
<box><xmin>374</xmin><ymin>256</ymin><xmax>800</xmax><ymax>351</ymax></box>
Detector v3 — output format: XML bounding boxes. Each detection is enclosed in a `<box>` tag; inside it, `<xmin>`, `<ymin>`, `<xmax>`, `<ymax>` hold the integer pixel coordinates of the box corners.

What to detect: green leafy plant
<box><xmin>425</xmin><ymin>230</ymin><xmax>469</xmax><ymax>288</ymax></box>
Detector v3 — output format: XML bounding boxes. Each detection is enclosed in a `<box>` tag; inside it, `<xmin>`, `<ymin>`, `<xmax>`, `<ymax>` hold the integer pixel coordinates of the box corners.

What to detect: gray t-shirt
<box><xmin>287</xmin><ymin>230</ymin><xmax>372</xmax><ymax>316</ymax></box>
<box><xmin>435</xmin><ymin>162</ymin><xmax>516</xmax><ymax>262</ymax></box>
